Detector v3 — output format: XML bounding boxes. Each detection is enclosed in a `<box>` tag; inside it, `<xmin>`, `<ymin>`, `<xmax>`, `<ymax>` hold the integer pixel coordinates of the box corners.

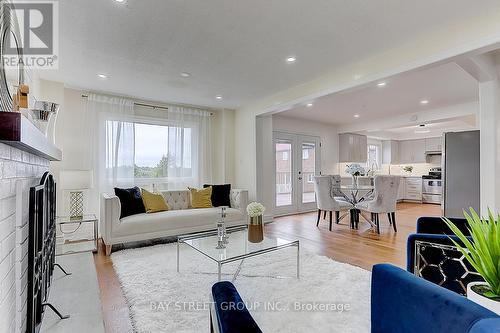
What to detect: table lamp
<box><xmin>59</xmin><ymin>170</ymin><xmax>94</xmax><ymax>219</ymax></box>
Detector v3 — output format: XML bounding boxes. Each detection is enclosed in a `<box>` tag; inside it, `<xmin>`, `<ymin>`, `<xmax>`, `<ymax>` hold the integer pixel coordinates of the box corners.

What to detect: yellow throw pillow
<box><xmin>141</xmin><ymin>188</ymin><xmax>169</xmax><ymax>213</ymax></box>
<box><xmin>189</xmin><ymin>186</ymin><xmax>213</xmax><ymax>208</ymax></box>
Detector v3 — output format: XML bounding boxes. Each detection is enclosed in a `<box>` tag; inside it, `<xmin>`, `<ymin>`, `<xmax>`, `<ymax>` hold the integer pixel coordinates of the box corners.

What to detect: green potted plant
<box><xmin>443</xmin><ymin>208</ymin><xmax>500</xmax><ymax>314</ymax></box>
<box><xmin>402</xmin><ymin>165</ymin><xmax>413</xmax><ymax>175</ymax></box>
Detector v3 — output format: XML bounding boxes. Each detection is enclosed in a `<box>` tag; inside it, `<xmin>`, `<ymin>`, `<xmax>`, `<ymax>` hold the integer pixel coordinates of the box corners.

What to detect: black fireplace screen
<box><xmin>27</xmin><ymin>172</ymin><xmax>56</xmax><ymax>333</ymax></box>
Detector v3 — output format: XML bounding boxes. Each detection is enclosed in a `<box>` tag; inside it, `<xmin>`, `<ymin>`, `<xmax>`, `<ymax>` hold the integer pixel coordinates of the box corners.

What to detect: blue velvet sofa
<box><xmin>210</xmin><ymin>281</ymin><xmax>262</xmax><ymax>333</ymax></box>
<box><xmin>372</xmin><ymin>264</ymin><xmax>500</xmax><ymax>333</ymax></box>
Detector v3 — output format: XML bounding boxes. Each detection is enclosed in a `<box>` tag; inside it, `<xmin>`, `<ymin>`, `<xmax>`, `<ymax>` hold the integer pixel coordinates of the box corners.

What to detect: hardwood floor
<box><xmin>93</xmin><ymin>202</ymin><xmax>440</xmax><ymax>332</ymax></box>
<box><xmin>268</xmin><ymin>202</ymin><xmax>441</xmax><ymax>270</ymax></box>
<box><xmin>94</xmin><ymin>243</ymin><xmax>134</xmax><ymax>333</ymax></box>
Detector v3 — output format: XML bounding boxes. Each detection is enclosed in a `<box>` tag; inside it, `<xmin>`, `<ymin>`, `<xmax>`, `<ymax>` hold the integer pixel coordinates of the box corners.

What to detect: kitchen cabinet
<box><xmin>404</xmin><ymin>177</ymin><xmax>422</xmax><ymax>201</ymax></box>
<box><xmin>425</xmin><ymin>137</ymin><xmax>442</xmax><ymax>152</ymax></box>
<box><xmin>399</xmin><ymin>139</ymin><xmax>426</xmax><ymax>164</ymax></box>
<box><xmin>397</xmin><ymin>178</ymin><xmax>405</xmax><ymax>201</ymax></box>
<box><xmin>339</xmin><ymin>133</ymin><xmax>367</xmax><ymax>163</ymax></box>
<box><xmin>382</xmin><ymin>140</ymin><xmax>399</xmax><ymax>164</ymax></box>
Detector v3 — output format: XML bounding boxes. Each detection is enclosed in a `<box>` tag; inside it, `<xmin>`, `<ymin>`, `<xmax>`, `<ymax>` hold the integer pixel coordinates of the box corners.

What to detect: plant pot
<box><xmin>467</xmin><ymin>282</ymin><xmax>500</xmax><ymax>315</ymax></box>
<box><xmin>248</xmin><ymin>215</ymin><xmax>263</xmax><ymax>243</ymax></box>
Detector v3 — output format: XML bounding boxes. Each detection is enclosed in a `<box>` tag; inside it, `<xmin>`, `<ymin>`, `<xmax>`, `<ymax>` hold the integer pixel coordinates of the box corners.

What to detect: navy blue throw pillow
<box><xmin>114</xmin><ymin>186</ymin><xmax>146</xmax><ymax>219</ymax></box>
<box><xmin>203</xmin><ymin>184</ymin><xmax>231</xmax><ymax>207</ymax></box>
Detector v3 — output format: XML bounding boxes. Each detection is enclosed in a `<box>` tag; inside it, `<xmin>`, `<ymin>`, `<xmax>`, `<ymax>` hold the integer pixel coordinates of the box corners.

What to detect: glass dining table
<box><xmin>337</xmin><ymin>185</ymin><xmax>375</xmax><ymax>229</ymax></box>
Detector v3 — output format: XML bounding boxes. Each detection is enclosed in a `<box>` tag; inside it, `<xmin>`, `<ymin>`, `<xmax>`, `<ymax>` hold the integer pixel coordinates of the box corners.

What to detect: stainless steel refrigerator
<box><xmin>442</xmin><ymin>130</ymin><xmax>480</xmax><ymax>218</ymax></box>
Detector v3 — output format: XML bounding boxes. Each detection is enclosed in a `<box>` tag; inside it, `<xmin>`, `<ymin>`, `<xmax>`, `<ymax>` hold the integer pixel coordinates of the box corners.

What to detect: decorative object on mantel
<box><xmin>30</xmin><ymin>100</ymin><xmax>60</xmax><ymax>137</ymax></box>
<box><xmin>402</xmin><ymin>165</ymin><xmax>413</xmax><ymax>175</ymax></box>
<box><xmin>216</xmin><ymin>206</ymin><xmax>229</xmax><ymax>249</ymax></box>
<box><xmin>12</xmin><ymin>84</ymin><xmax>29</xmax><ymax>111</ymax></box>
<box><xmin>59</xmin><ymin>170</ymin><xmax>94</xmax><ymax>219</ymax></box>
<box><xmin>345</xmin><ymin>163</ymin><xmax>366</xmax><ymax>189</ymax></box>
<box><xmin>247</xmin><ymin>202</ymin><xmax>265</xmax><ymax>243</ymax></box>
<box><xmin>443</xmin><ymin>208</ymin><xmax>500</xmax><ymax>315</ymax></box>
<box><xmin>0</xmin><ymin>112</ymin><xmax>62</xmax><ymax>161</ymax></box>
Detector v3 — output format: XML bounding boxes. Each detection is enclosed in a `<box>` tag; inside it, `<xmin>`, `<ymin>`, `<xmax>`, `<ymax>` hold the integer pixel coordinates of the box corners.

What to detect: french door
<box><xmin>273</xmin><ymin>132</ymin><xmax>321</xmax><ymax>216</ymax></box>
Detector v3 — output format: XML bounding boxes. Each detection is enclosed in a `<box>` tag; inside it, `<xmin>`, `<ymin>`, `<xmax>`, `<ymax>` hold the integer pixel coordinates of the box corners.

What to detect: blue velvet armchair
<box><xmin>210</xmin><ymin>281</ymin><xmax>262</xmax><ymax>333</ymax></box>
<box><xmin>407</xmin><ymin>216</ymin><xmax>483</xmax><ymax>294</ymax></box>
<box><xmin>372</xmin><ymin>264</ymin><xmax>500</xmax><ymax>333</ymax></box>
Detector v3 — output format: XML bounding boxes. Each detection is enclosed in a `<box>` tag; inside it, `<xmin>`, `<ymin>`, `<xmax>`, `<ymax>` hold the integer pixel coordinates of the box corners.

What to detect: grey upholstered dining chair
<box><xmin>313</xmin><ymin>176</ymin><xmax>353</xmax><ymax>231</ymax></box>
<box><xmin>355</xmin><ymin>175</ymin><xmax>400</xmax><ymax>234</ymax></box>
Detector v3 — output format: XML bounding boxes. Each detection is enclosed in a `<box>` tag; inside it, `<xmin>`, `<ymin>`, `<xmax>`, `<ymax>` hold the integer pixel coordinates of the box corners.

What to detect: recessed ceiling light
<box><xmin>415</xmin><ymin>124</ymin><xmax>430</xmax><ymax>133</ymax></box>
<box><xmin>377</xmin><ymin>82</ymin><xmax>386</xmax><ymax>87</ymax></box>
<box><xmin>215</xmin><ymin>95</ymin><xmax>223</xmax><ymax>100</ymax></box>
<box><xmin>353</xmin><ymin>114</ymin><xmax>360</xmax><ymax>118</ymax></box>
<box><xmin>97</xmin><ymin>74</ymin><xmax>108</xmax><ymax>79</ymax></box>
<box><xmin>180</xmin><ymin>72</ymin><xmax>191</xmax><ymax>78</ymax></box>
<box><xmin>114</xmin><ymin>0</ymin><xmax>125</xmax><ymax>3</ymax></box>
<box><xmin>306</xmin><ymin>103</ymin><xmax>313</xmax><ymax>108</ymax></box>
<box><xmin>420</xmin><ymin>100</ymin><xmax>429</xmax><ymax>105</ymax></box>
<box><xmin>286</xmin><ymin>56</ymin><xmax>296</xmax><ymax>63</ymax></box>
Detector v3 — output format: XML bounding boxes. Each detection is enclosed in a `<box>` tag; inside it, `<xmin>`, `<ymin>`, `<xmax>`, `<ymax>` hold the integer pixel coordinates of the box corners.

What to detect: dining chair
<box><xmin>354</xmin><ymin>175</ymin><xmax>400</xmax><ymax>234</ymax></box>
<box><xmin>313</xmin><ymin>175</ymin><xmax>353</xmax><ymax>231</ymax></box>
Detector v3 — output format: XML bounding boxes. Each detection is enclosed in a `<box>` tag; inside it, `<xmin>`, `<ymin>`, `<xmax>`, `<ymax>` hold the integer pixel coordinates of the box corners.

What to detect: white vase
<box><xmin>467</xmin><ymin>282</ymin><xmax>500</xmax><ymax>315</ymax></box>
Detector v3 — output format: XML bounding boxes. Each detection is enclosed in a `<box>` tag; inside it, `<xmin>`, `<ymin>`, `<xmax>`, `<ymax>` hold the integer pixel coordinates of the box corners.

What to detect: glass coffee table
<box><xmin>177</xmin><ymin>225</ymin><xmax>300</xmax><ymax>281</ymax></box>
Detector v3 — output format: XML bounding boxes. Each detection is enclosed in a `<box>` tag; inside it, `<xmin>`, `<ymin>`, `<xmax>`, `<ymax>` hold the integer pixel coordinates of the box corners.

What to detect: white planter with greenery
<box><xmin>467</xmin><ymin>282</ymin><xmax>500</xmax><ymax>314</ymax></box>
<box><xmin>444</xmin><ymin>208</ymin><xmax>500</xmax><ymax>315</ymax></box>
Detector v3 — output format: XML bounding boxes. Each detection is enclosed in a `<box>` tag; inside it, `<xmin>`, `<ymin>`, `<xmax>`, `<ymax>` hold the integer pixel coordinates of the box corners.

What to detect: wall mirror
<box><xmin>0</xmin><ymin>1</ymin><xmax>25</xmax><ymax>111</ymax></box>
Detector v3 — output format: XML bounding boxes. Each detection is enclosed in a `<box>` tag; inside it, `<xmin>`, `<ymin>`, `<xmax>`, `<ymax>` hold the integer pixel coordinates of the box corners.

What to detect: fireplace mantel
<box><xmin>0</xmin><ymin>112</ymin><xmax>62</xmax><ymax>161</ymax></box>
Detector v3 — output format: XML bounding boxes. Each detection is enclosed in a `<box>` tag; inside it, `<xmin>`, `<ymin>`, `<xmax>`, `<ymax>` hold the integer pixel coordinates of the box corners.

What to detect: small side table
<box><xmin>56</xmin><ymin>214</ymin><xmax>98</xmax><ymax>255</ymax></box>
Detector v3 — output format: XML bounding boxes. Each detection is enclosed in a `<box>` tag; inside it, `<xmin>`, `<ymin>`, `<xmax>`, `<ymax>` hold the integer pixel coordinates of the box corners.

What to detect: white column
<box><xmin>478</xmin><ymin>79</ymin><xmax>500</xmax><ymax>214</ymax></box>
<box><xmin>255</xmin><ymin>115</ymin><xmax>274</xmax><ymax>222</ymax></box>
<box><xmin>456</xmin><ymin>55</ymin><xmax>500</xmax><ymax>215</ymax></box>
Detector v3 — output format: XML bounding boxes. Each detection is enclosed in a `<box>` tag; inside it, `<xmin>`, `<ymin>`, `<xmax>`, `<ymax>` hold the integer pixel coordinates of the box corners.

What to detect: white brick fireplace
<box><xmin>0</xmin><ymin>143</ymin><xmax>50</xmax><ymax>333</ymax></box>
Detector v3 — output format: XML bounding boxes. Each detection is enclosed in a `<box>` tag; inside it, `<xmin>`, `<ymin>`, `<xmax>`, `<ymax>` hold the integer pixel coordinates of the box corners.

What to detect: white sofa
<box><xmin>101</xmin><ymin>189</ymin><xmax>248</xmax><ymax>255</ymax></box>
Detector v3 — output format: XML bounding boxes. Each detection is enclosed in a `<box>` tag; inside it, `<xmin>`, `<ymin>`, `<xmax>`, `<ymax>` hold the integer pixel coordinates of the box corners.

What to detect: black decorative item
<box><xmin>27</xmin><ymin>172</ymin><xmax>69</xmax><ymax>333</ymax></box>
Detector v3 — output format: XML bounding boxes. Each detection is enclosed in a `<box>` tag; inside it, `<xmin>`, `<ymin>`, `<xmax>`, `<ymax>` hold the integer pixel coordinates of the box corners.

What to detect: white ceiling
<box><xmin>279</xmin><ymin>62</ymin><xmax>479</xmax><ymax>125</ymax></box>
<box><xmin>38</xmin><ymin>0</ymin><xmax>500</xmax><ymax>109</ymax></box>
<box><xmin>356</xmin><ymin>115</ymin><xmax>477</xmax><ymax>141</ymax></box>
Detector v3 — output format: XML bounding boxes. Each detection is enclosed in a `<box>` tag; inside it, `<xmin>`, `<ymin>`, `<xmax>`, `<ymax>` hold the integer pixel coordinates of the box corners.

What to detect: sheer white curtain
<box><xmin>87</xmin><ymin>93</ymin><xmax>213</xmax><ymax>193</ymax></box>
<box><xmin>162</xmin><ymin>106</ymin><xmax>213</xmax><ymax>189</ymax></box>
<box><xmin>87</xmin><ymin>93</ymin><xmax>135</xmax><ymax>193</ymax></box>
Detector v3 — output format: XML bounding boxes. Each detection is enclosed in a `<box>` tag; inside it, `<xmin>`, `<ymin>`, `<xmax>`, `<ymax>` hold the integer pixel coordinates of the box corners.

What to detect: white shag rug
<box><xmin>111</xmin><ymin>242</ymin><xmax>371</xmax><ymax>333</ymax></box>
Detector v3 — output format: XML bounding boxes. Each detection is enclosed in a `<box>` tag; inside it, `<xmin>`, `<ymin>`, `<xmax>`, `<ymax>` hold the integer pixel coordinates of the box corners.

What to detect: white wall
<box><xmin>36</xmin><ymin>80</ymin><xmax>235</xmax><ymax>217</ymax></box>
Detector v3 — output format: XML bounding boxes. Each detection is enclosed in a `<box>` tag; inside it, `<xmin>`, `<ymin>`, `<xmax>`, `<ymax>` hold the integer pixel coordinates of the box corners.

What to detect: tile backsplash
<box><xmin>337</xmin><ymin>162</ymin><xmax>440</xmax><ymax>177</ymax></box>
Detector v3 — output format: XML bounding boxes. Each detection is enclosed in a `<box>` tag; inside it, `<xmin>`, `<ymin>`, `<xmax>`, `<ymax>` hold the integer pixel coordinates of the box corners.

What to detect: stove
<box><xmin>422</xmin><ymin>167</ymin><xmax>442</xmax><ymax>204</ymax></box>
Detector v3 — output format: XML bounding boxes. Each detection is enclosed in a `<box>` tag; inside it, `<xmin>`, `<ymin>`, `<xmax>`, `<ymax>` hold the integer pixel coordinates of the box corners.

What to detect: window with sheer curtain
<box><xmin>88</xmin><ymin>93</ymin><xmax>212</xmax><ymax>193</ymax></box>
<box><xmin>104</xmin><ymin>119</ymin><xmax>196</xmax><ymax>189</ymax></box>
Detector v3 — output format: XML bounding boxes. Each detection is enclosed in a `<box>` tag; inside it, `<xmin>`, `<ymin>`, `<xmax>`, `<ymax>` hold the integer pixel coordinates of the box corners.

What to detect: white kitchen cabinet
<box><xmin>404</xmin><ymin>177</ymin><xmax>422</xmax><ymax>201</ymax></box>
<box><xmin>413</xmin><ymin>139</ymin><xmax>426</xmax><ymax>163</ymax></box>
<box><xmin>397</xmin><ymin>178</ymin><xmax>405</xmax><ymax>201</ymax></box>
<box><xmin>398</xmin><ymin>139</ymin><xmax>426</xmax><ymax>164</ymax></box>
<box><xmin>398</xmin><ymin>141</ymin><xmax>412</xmax><ymax>164</ymax></box>
<box><xmin>425</xmin><ymin>137</ymin><xmax>443</xmax><ymax>152</ymax></box>
<box><xmin>339</xmin><ymin>133</ymin><xmax>367</xmax><ymax>163</ymax></box>
<box><xmin>382</xmin><ymin>140</ymin><xmax>399</xmax><ymax>164</ymax></box>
